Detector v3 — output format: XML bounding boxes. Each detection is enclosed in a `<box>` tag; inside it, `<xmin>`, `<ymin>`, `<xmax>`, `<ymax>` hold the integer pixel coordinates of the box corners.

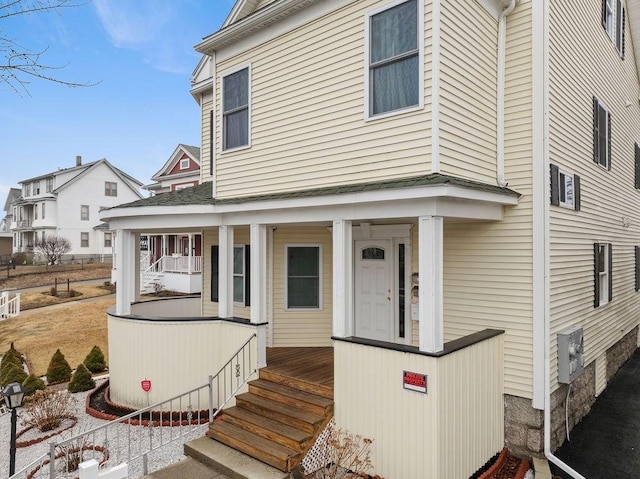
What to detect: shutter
<box><xmin>573</xmin><ymin>174</ymin><xmax>581</xmax><ymax>211</ymax></box>
<box><xmin>594</xmin><ymin>243</ymin><xmax>600</xmax><ymax>308</ymax></box>
<box><xmin>602</xmin><ymin>0</ymin><xmax>607</xmax><ymax>28</ymax></box>
<box><xmin>616</xmin><ymin>0</ymin><xmax>623</xmax><ymax>53</ymax></box>
<box><xmin>244</xmin><ymin>245</ymin><xmax>251</xmax><ymax>307</ymax></box>
<box><xmin>608</xmin><ymin>243</ymin><xmax>613</xmax><ymax>301</ymax></box>
<box><xmin>550</xmin><ymin>164</ymin><xmax>560</xmax><ymax>206</ymax></box>
<box><xmin>635</xmin><ymin>246</ymin><xmax>640</xmax><ymax>291</ymax></box>
<box><xmin>211</xmin><ymin>245</ymin><xmax>219</xmax><ymax>302</ymax></box>
<box><xmin>635</xmin><ymin>144</ymin><xmax>640</xmax><ymax>189</ymax></box>
<box><xmin>607</xmin><ymin>111</ymin><xmax>612</xmax><ymax>170</ymax></box>
<box><xmin>593</xmin><ymin>97</ymin><xmax>599</xmax><ymax>165</ymax></box>
<box><xmin>621</xmin><ymin>5</ymin><xmax>626</xmax><ymax>58</ymax></box>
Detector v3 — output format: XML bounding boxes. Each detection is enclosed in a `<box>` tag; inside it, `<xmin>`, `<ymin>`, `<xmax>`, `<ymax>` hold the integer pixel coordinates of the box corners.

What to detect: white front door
<box><xmin>354</xmin><ymin>239</ymin><xmax>394</xmax><ymax>342</ymax></box>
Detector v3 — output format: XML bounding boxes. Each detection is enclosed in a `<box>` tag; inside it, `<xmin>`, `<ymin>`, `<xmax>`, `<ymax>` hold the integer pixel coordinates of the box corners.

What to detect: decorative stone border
<box><xmin>16</xmin><ymin>415</ymin><xmax>78</xmax><ymax>448</ymax></box>
<box><xmin>85</xmin><ymin>380</ymin><xmax>211</xmax><ymax>426</ymax></box>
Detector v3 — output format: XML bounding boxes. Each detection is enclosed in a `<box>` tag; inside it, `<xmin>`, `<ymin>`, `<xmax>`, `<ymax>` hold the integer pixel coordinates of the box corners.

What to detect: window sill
<box><xmin>364</xmin><ymin>103</ymin><xmax>423</xmax><ymax>123</ymax></box>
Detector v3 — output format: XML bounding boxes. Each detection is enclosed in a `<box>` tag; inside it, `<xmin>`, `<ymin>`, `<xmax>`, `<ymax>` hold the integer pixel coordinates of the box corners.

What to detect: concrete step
<box><xmin>142</xmin><ymin>457</ymin><xmax>227</xmax><ymax>479</ymax></box>
<box><xmin>185</xmin><ymin>436</ymin><xmax>290</xmax><ymax>479</ymax></box>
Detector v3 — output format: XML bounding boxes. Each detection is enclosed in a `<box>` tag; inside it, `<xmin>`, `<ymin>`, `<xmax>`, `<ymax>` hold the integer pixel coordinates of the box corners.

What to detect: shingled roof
<box><xmin>105</xmin><ymin>173</ymin><xmax>519</xmax><ymax>211</ymax></box>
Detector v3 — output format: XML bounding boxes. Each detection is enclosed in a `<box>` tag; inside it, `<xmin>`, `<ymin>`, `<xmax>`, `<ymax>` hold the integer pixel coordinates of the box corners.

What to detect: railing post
<box><xmin>15</xmin><ymin>293</ymin><xmax>20</xmax><ymax>316</ymax></box>
<box><xmin>49</xmin><ymin>442</ymin><xmax>56</xmax><ymax>479</ymax></box>
<box><xmin>1</xmin><ymin>291</ymin><xmax>7</xmax><ymax>317</ymax></box>
<box><xmin>208</xmin><ymin>375</ymin><xmax>214</xmax><ymax>424</ymax></box>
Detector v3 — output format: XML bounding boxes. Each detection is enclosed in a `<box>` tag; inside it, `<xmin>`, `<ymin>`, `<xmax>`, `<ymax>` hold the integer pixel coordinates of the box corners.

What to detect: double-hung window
<box><xmin>602</xmin><ymin>0</ymin><xmax>625</xmax><ymax>57</ymax></box>
<box><xmin>594</xmin><ymin>243</ymin><xmax>612</xmax><ymax>307</ymax></box>
<box><xmin>81</xmin><ymin>205</ymin><xmax>89</xmax><ymax>221</ymax></box>
<box><xmin>104</xmin><ymin>232</ymin><xmax>112</xmax><ymax>248</ymax></box>
<box><xmin>367</xmin><ymin>0</ymin><xmax>421</xmax><ymax>117</ymax></box>
<box><xmin>593</xmin><ymin>98</ymin><xmax>611</xmax><ymax>170</ymax></box>
<box><xmin>105</xmin><ymin>181</ymin><xmax>117</xmax><ymax>197</ymax></box>
<box><xmin>286</xmin><ymin>245</ymin><xmax>321</xmax><ymax>309</ymax></box>
<box><xmin>550</xmin><ymin>164</ymin><xmax>580</xmax><ymax>210</ymax></box>
<box><xmin>81</xmin><ymin>232</ymin><xmax>89</xmax><ymax>248</ymax></box>
<box><xmin>222</xmin><ymin>67</ymin><xmax>250</xmax><ymax>151</ymax></box>
<box><xmin>233</xmin><ymin>246</ymin><xmax>246</xmax><ymax>304</ymax></box>
<box><xmin>46</xmin><ymin>178</ymin><xmax>53</xmax><ymax>193</ymax></box>
<box><xmin>41</xmin><ymin>203</ymin><xmax>45</xmax><ymax>219</ymax></box>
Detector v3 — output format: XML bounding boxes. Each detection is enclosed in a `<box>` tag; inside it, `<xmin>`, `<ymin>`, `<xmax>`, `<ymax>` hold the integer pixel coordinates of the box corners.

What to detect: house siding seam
<box><xmin>548</xmin><ymin>0</ymin><xmax>640</xmax><ymax>392</ymax></box>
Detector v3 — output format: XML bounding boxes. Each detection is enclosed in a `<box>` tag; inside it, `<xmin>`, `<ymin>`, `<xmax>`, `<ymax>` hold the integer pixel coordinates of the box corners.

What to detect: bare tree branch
<box><xmin>0</xmin><ymin>0</ymin><xmax>98</xmax><ymax>96</ymax></box>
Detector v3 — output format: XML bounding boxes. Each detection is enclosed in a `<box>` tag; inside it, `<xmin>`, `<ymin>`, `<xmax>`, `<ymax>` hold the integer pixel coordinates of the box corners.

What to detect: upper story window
<box><xmin>180</xmin><ymin>158</ymin><xmax>190</xmax><ymax>169</ymax></box>
<box><xmin>81</xmin><ymin>205</ymin><xmax>89</xmax><ymax>221</ymax></box>
<box><xmin>550</xmin><ymin>164</ymin><xmax>581</xmax><ymax>210</ymax></box>
<box><xmin>46</xmin><ymin>177</ymin><xmax>54</xmax><ymax>193</ymax></box>
<box><xmin>602</xmin><ymin>0</ymin><xmax>625</xmax><ymax>57</ymax></box>
<box><xmin>366</xmin><ymin>0</ymin><xmax>421</xmax><ymax>118</ymax></box>
<box><xmin>105</xmin><ymin>181</ymin><xmax>117</xmax><ymax>197</ymax></box>
<box><xmin>222</xmin><ymin>66</ymin><xmax>250</xmax><ymax>151</ymax></box>
<box><xmin>41</xmin><ymin>203</ymin><xmax>45</xmax><ymax>219</ymax></box>
<box><xmin>23</xmin><ymin>183</ymin><xmax>30</xmax><ymax>197</ymax></box>
<box><xmin>33</xmin><ymin>181</ymin><xmax>40</xmax><ymax>195</ymax></box>
<box><xmin>594</xmin><ymin>243</ymin><xmax>612</xmax><ymax>307</ymax></box>
<box><xmin>593</xmin><ymin>97</ymin><xmax>611</xmax><ymax>170</ymax></box>
<box><xmin>104</xmin><ymin>232</ymin><xmax>112</xmax><ymax>248</ymax></box>
<box><xmin>81</xmin><ymin>232</ymin><xmax>89</xmax><ymax>248</ymax></box>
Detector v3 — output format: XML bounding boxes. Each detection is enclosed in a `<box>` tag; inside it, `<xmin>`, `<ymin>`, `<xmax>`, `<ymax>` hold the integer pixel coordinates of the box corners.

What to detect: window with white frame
<box><xmin>602</xmin><ymin>0</ymin><xmax>625</xmax><ymax>56</ymax></box>
<box><xmin>222</xmin><ymin>67</ymin><xmax>250</xmax><ymax>150</ymax></box>
<box><xmin>24</xmin><ymin>183</ymin><xmax>30</xmax><ymax>197</ymax></box>
<box><xmin>105</xmin><ymin>181</ymin><xmax>117</xmax><ymax>197</ymax></box>
<box><xmin>286</xmin><ymin>245</ymin><xmax>321</xmax><ymax>309</ymax></box>
<box><xmin>33</xmin><ymin>181</ymin><xmax>40</xmax><ymax>195</ymax></box>
<box><xmin>367</xmin><ymin>0</ymin><xmax>420</xmax><ymax>117</ymax></box>
<box><xmin>46</xmin><ymin>177</ymin><xmax>54</xmax><ymax>193</ymax></box>
<box><xmin>81</xmin><ymin>205</ymin><xmax>89</xmax><ymax>221</ymax></box>
<box><xmin>180</xmin><ymin>158</ymin><xmax>190</xmax><ymax>169</ymax></box>
<box><xmin>104</xmin><ymin>232</ymin><xmax>112</xmax><ymax>248</ymax></box>
<box><xmin>34</xmin><ymin>205</ymin><xmax>38</xmax><ymax>220</ymax></box>
<box><xmin>233</xmin><ymin>246</ymin><xmax>245</xmax><ymax>304</ymax></box>
<box><xmin>594</xmin><ymin>242</ymin><xmax>612</xmax><ymax>307</ymax></box>
<box><xmin>593</xmin><ymin>98</ymin><xmax>611</xmax><ymax>170</ymax></box>
<box><xmin>81</xmin><ymin>232</ymin><xmax>89</xmax><ymax>248</ymax></box>
<box><xmin>41</xmin><ymin>203</ymin><xmax>45</xmax><ymax>219</ymax></box>
<box><xmin>550</xmin><ymin>164</ymin><xmax>580</xmax><ymax>210</ymax></box>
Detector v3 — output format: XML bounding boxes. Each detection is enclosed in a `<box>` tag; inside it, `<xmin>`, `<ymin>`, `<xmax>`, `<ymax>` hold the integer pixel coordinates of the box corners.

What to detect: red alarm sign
<box><xmin>141</xmin><ymin>379</ymin><xmax>152</xmax><ymax>393</ymax></box>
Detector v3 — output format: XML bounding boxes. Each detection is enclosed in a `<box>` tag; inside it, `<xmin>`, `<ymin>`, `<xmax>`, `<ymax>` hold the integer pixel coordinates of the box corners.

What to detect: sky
<box><xmin>0</xmin><ymin>0</ymin><xmax>235</xmax><ymax>203</ymax></box>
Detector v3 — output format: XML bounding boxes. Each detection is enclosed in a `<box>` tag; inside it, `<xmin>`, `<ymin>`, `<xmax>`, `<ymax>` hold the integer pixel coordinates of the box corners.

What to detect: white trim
<box><xmin>250</xmin><ymin>224</ymin><xmax>267</xmax><ymax>325</ymax></box>
<box><xmin>594</xmin><ymin>98</ymin><xmax>612</xmax><ymax>170</ymax></box>
<box><xmin>557</xmin><ymin>168</ymin><xmax>576</xmax><ymax>209</ymax></box>
<box><xmin>364</xmin><ymin>0</ymin><xmax>425</xmax><ymax>121</ymax></box>
<box><xmin>332</xmin><ymin>220</ymin><xmax>353</xmax><ymax>337</ymax></box>
<box><xmin>233</xmin><ymin>244</ymin><xmax>246</xmax><ymax>305</ymax></box>
<box><xmin>220</xmin><ymin>63</ymin><xmax>252</xmax><ymax>153</ymax></box>
<box><xmin>267</xmin><ymin>225</ymin><xmax>275</xmax><ymax>346</ymax></box>
<box><xmin>394</xmin><ymin>239</ymin><xmax>411</xmax><ymax>345</ymax></box>
<box><xmin>284</xmin><ymin>243</ymin><xmax>323</xmax><ymax>311</ymax></box>
<box><xmin>211</xmin><ymin>52</ymin><xmax>217</xmax><ymax>198</ymax></box>
<box><xmin>532</xmin><ymin>0</ymin><xmax>547</xmax><ymax>411</ymax></box>
<box><xmin>219</xmin><ymin>225</ymin><xmax>235</xmax><ymax>318</ymax></box>
<box><xmin>431</xmin><ymin>0</ymin><xmax>441</xmax><ymax>173</ymax></box>
<box><xmin>418</xmin><ymin>216</ymin><xmax>443</xmax><ymax>353</ymax></box>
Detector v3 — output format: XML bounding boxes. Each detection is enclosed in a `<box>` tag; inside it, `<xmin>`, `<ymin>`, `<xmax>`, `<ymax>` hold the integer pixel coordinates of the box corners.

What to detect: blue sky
<box><xmin>0</xmin><ymin>0</ymin><xmax>234</xmax><ymax>202</ymax></box>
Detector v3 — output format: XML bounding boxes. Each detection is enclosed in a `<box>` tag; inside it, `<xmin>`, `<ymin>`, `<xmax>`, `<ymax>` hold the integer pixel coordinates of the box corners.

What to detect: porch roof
<box><xmin>104</xmin><ymin>173</ymin><xmax>520</xmax><ymax>211</ymax></box>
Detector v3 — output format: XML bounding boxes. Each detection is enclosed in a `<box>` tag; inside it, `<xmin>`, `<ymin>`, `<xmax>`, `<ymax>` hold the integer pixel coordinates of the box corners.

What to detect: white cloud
<box><xmin>93</xmin><ymin>0</ymin><xmax>198</xmax><ymax>74</ymax></box>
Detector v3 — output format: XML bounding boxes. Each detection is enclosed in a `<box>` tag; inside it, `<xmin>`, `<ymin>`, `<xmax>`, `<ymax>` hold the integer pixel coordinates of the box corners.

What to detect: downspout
<box><xmin>497</xmin><ymin>0</ymin><xmax>517</xmax><ymax>187</ymax></box>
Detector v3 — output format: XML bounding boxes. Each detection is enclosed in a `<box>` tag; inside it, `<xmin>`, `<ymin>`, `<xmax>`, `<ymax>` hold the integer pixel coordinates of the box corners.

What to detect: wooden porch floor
<box><xmin>264</xmin><ymin>347</ymin><xmax>334</xmax><ymax>397</ymax></box>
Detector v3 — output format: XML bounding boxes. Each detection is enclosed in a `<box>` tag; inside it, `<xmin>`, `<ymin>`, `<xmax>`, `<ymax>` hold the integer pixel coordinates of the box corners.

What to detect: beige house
<box><xmin>101</xmin><ymin>0</ymin><xmax>640</xmax><ymax>477</ymax></box>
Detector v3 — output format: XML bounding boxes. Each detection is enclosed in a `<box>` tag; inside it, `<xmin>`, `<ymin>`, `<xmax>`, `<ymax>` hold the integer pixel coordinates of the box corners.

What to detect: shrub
<box><xmin>22</xmin><ymin>374</ymin><xmax>46</xmax><ymax>396</ymax></box>
<box><xmin>83</xmin><ymin>346</ymin><xmax>106</xmax><ymax>373</ymax></box>
<box><xmin>46</xmin><ymin>349</ymin><xmax>72</xmax><ymax>384</ymax></box>
<box><xmin>0</xmin><ymin>343</ymin><xmax>24</xmax><ymax>386</ymax></box>
<box><xmin>22</xmin><ymin>389</ymin><xmax>76</xmax><ymax>432</ymax></box>
<box><xmin>0</xmin><ymin>363</ymin><xmax>28</xmax><ymax>387</ymax></box>
<box><xmin>68</xmin><ymin>364</ymin><xmax>95</xmax><ymax>393</ymax></box>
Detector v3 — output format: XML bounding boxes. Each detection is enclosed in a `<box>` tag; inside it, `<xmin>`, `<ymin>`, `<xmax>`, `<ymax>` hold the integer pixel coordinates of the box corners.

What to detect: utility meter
<box><xmin>558</xmin><ymin>326</ymin><xmax>584</xmax><ymax>384</ymax></box>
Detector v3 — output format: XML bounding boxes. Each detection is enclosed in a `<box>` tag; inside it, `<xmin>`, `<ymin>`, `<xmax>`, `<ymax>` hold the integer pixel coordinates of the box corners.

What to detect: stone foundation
<box><xmin>505</xmin><ymin>326</ymin><xmax>638</xmax><ymax>458</ymax></box>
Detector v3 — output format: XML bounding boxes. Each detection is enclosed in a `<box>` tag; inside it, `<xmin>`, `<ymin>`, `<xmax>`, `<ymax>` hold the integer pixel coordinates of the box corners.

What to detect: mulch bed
<box><xmin>475</xmin><ymin>448</ymin><xmax>531</xmax><ymax>479</ymax></box>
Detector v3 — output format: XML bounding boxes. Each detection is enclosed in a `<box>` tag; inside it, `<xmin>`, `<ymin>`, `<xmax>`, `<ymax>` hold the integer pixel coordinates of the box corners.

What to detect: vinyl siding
<box><xmin>548</xmin><ymin>0</ymin><xmax>640</xmax><ymax>392</ymax></box>
<box><xmin>438</xmin><ymin>0</ymin><xmax>498</xmax><ymax>183</ymax></box>
<box><xmin>200</xmin><ymin>93</ymin><xmax>213</xmax><ymax>183</ymax></box>
<box><xmin>213</xmin><ymin>0</ymin><xmax>433</xmax><ymax>199</ymax></box>
<box><xmin>271</xmin><ymin>226</ymin><xmax>333</xmax><ymax>346</ymax></box>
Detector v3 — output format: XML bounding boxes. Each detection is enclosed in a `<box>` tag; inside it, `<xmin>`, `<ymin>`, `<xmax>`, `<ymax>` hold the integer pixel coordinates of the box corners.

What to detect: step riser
<box><xmin>223</xmin><ymin>413</ymin><xmax>309</xmax><ymax>451</ymax></box>
<box><xmin>207</xmin><ymin>428</ymin><xmax>294</xmax><ymax>472</ymax></box>
<box><xmin>236</xmin><ymin>397</ymin><xmax>318</xmax><ymax>434</ymax></box>
<box><xmin>258</xmin><ymin>369</ymin><xmax>333</xmax><ymax>400</ymax></box>
<box><xmin>249</xmin><ymin>384</ymin><xmax>332</xmax><ymax>416</ymax></box>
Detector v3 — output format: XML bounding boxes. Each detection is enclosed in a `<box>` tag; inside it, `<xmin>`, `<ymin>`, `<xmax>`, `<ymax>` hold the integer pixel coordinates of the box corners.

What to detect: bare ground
<box><xmin>0</xmin><ymin>263</ymin><xmax>112</xmax><ymax>290</ymax></box>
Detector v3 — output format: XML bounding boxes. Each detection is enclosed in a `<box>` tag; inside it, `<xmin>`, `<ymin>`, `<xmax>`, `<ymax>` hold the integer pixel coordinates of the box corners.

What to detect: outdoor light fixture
<box><xmin>3</xmin><ymin>382</ymin><xmax>26</xmax><ymax>477</ymax></box>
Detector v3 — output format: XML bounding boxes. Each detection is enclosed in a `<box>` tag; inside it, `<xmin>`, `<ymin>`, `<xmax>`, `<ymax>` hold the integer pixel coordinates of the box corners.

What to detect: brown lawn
<box><xmin>19</xmin><ymin>284</ymin><xmax>114</xmax><ymax>310</ymax></box>
<box><xmin>0</xmin><ymin>263</ymin><xmax>111</xmax><ymax>290</ymax></box>
<box><xmin>0</xmin><ymin>297</ymin><xmax>113</xmax><ymax>377</ymax></box>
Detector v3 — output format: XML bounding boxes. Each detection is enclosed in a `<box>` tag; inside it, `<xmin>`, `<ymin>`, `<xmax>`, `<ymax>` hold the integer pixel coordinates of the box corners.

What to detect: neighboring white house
<box><xmin>11</xmin><ymin>156</ymin><xmax>144</xmax><ymax>262</ymax></box>
<box><xmin>0</xmin><ymin>188</ymin><xmax>20</xmax><ymax>262</ymax></box>
<box><xmin>101</xmin><ymin>0</ymin><xmax>640</xmax><ymax>478</ymax></box>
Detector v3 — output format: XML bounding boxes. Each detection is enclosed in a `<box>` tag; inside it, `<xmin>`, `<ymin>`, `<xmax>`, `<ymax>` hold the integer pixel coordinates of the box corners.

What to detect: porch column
<box><xmin>187</xmin><ymin>233</ymin><xmax>193</xmax><ymax>274</ymax></box>
<box><xmin>250</xmin><ymin>224</ymin><xmax>268</xmax><ymax>368</ymax></box>
<box><xmin>218</xmin><ymin>225</ymin><xmax>234</xmax><ymax>318</ymax></box>
<box><xmin>115</xmin><ymin>229</ymin><xmax>136</xmax><ymax>315</ymax></box>
<box><xmin>418</xmin><ymin>215</ymin><xmax>444</xmax><ymax>353</ymax></box>
<box><xmin>332</xmin><ymin>219</ymin><xmax>353</xmax><ymax>337</ymax></box>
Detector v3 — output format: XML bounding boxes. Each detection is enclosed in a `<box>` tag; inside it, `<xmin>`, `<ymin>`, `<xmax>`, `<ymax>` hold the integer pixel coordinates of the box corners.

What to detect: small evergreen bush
<box><xmin>46</xmin><ymin>349</ymin><xmax>72</xmax><ymax>383</ymax></box>
<box><xmin>22</xmin><ymin>374</ymin><xmax>46</xmax><ymax>396</ymax></box>
<box><xmin>0</xmin><ymin>363</ymin><xmax>28</xmax><ymax>387</ymax></box>
<box><xmin>83</xmin><ymin>345</ymin><xmax>106</xmax><ymax>373</ymax></box>
<box><xmin>68</xmin><ymin>364</ymin><xmax>95</xmax><ymax>393</ymax></box>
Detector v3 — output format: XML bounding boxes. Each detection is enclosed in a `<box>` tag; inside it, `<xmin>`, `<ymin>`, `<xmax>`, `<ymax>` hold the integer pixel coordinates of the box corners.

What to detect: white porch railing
<box><xmin>162</xmin><ymin>255</ymin><xmax>202</xmax><ymax>273</ymax></box>
<box><xmin>9</xmin><ymin>334</ymin><xmax>258</xmax><ymax>479</ymax></box>
<box><xmin>0</xmin><ymin>291</ymin><xmax>20</xmax><ymax>318</ymax></box>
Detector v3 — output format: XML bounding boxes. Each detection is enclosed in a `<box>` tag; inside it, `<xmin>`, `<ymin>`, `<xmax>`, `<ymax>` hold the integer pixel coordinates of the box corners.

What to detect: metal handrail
<box><xmin>9</xmin><ymin>333</ymin><xmax>258</xmax><ymax>479</ymax></box>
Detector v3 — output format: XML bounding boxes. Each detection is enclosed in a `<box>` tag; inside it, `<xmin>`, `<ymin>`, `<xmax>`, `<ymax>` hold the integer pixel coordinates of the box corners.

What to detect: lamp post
<box><xmin>3</xmin><ymin>382</ymin><xmax>26</xmax><ymax>477</ymax></box>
